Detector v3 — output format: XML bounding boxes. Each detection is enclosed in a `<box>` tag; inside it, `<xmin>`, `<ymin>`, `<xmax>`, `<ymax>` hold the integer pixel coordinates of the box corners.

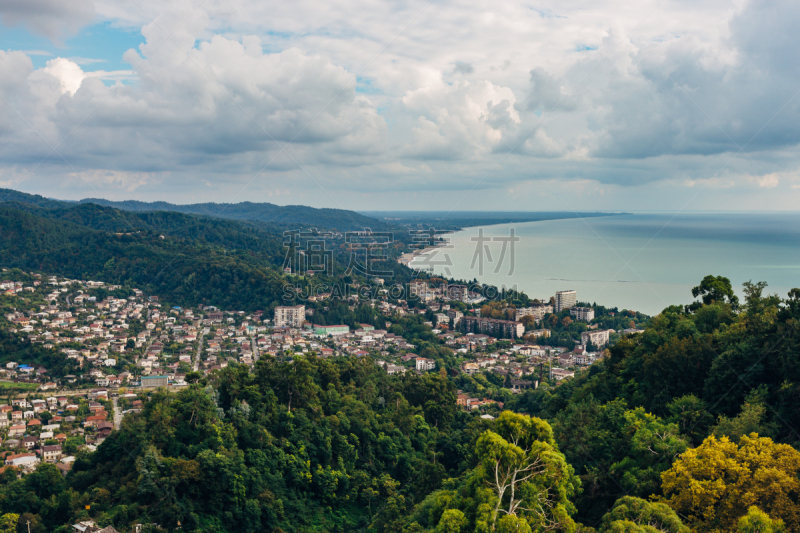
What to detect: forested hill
<box><xmin>0</xmin><ymin>188</ymin><xmax>389</xmax><ymax>232</ymax></box>
<box><xmin>508</xmin><ymin>276</ymin><xmax>800</xmax><ymax>527</ymax></box>
<box><xmin>80</xmin><ymin>198</ymin><xmax>391</xmax><ymax>232</ymax></box>
<box><xmin>0</xmin><ymin>204</ymin><xmax>290</xmax><ymax>311</ymax></box>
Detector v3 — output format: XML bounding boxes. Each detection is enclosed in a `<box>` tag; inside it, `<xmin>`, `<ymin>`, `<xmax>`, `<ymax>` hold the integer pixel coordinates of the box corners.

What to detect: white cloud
<box><xmin>0</xmin><ymin>0</ymin><xmax>95</xmax><ymax>41</ymax></box>
<box><xmin>41</xmin><ymin>58</ymin><xmax>86</xmax><ymax>95</ymax></box>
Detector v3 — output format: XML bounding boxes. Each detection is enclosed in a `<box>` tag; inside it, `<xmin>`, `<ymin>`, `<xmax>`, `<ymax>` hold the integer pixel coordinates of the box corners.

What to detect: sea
<box><xmin>409</xmin><ymin>212</ymin><xmax>800</xmax><ymax>316</ymax></box>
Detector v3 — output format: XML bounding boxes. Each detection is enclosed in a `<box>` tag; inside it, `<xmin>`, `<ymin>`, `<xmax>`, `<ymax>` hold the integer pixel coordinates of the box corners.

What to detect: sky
<box><xmin>1</xmin><ymin>0</ymin><xmax>800</xmax><ymax>212</ymax></box>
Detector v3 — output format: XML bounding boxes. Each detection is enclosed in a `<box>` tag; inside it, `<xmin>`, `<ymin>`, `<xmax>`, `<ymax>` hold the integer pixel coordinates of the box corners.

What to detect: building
<box><xmin>623</xmin><ymin>328</ymin><xmax>645</xmax><ymax>335</ymax></box>
<box><xmin>415</xmin><ymin>357</ymin><xmax>436</xmax><ymax>371</ymax></box>
<box><xmin>408</xmin><ymin>280</ymin><xmax>429</xmax><ymax>298</ymax></box>
<box><xmin>515</xmin><ymin>305</ymin><xmax>552</xmax><ymax>321</ymax></box>
<box><xmin>434</xmin><ymin>313</ymin><xmax>450</xmax><ymax>326</ymax></box>
<box><xmin>447</xmin><ymin>285</ymin><xmax>469</xmax><ymax>302</ymax></box>
<box><xmin>447</xmin><ymin>309</ymin><xmax>464</xmax><ymax>324</ymax></box>
<box><xmin>463</xmin><ymin>316</ymin><xmax>525</xmax><ymax>339</ymax></box>
<box><xmin>569</xmin><ymin>307</ymin><xmax>595</xmax><ymax>322</ymax></box>
<box><xmin>274</xmin><ymin>305</ymin><xmax>306</xmax><ymax>328</ymax></box>
<box><xmin>550</xmin><ymin>368</ymin><xmax>575</xmax><ymax>381</ymax></box>
<box><xmin>528</xmin><ymin>329</ymin><xmax>551</xmax><ymax>339</ymax></box>
<box><xmin>313</xmin><ymin>324</ymin><xmax>349</xmax><ymax>337</ymax></box>
<box><xmin>4</xmin><ymin>453</ymin><xmax>39</xmax><ymax>472</ymax></box>
<box><xmin>42</xmin><ymin>444</ymin><xmax>62</xmax><ymax>464</ymax></box>
<box><xmin>141</xmin><ymin>375</ymin><xmax>169</xmax><ymax>388</ymax></box>
<box><xmin>555</xmin><ymin>290</ymin><xmax>577</xmax><ymax>312</ymax></box>
<box><xmin>581</xmin><ymin>329</ymin><xmax>613</xmax><ymax>347</ymax></box>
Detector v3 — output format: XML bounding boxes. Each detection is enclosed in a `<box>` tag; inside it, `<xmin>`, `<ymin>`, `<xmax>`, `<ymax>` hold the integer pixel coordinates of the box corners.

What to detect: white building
<box><xmin>581</xmin><ymin>329</ymin><xmax>613</xmax><ymax>347</ymax></box>
<box><xmin>415</xmin><ymin>357</ymin><xmax>436</xmax><ymax>371</ymax></box>
<box><xmin>569</xmin><ymin>307</ymin><xmax>595</xmax><ymax>322</ymax></box>
<box><xmin>516</xmin><ymin>305</ymin><xmax>553</xmax><ymax>321</ymax></box>
<box><xmin>555</xmin><ymin>290</ymin><xmax>577</xmax><ymax>313</ymax></box>
<box><xmin>273</xmin><ymin>305</ymin><xmax>306</xmax><ymax>328</ymax></box>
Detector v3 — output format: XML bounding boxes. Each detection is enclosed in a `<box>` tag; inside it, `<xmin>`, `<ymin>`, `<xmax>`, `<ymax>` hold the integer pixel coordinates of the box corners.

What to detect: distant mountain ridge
<box><xmin>0</xmin><ymin>188</ymin><xmax>386</xmax><ymax>232</ymax></box>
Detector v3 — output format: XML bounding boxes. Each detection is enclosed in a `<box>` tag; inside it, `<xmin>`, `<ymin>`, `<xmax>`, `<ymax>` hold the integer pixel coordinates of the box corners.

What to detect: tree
<box><xmin>666</xmin><ymin>395</ymin><xmax>714</xmax><ymax>446</ymax></box>
<box><xmin>691</xmin><ymin>275</ymin><xmax>739</xmax><ymax>309</ymax></box>
<box><xmin>738</xmin><ymin>507</ymin><xmax>786</xmax><ymax>533</ymax></box>
<box><xmin>661</xmin><ymin>434</ymin><xmax>800</xmax><ymax>533</ymax></box>
<box><xmin>436</xmin><ymin>510</ymin><xmax>468</xmax><ymax>533</ymax></box>
<box><xmin>472</xmin><ymin>411</ymin><xmax>579</xmax><ymax>532</ymax></box>
<box><xmin>0</xmin><ymin>514</ymin><xmax>17</xmax><ymax>533</ymax></box>
<box><xmin>599</xmin><ymin>497</ymin><xmax>688</xmax><ymax>533</ymax></box>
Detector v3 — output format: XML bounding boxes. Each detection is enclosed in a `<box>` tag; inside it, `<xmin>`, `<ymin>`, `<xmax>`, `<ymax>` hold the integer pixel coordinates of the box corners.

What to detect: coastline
<box><xmin>398</xmin><ymin>242</ymin><xmax>450</xmax><ymax>266</ymax></box>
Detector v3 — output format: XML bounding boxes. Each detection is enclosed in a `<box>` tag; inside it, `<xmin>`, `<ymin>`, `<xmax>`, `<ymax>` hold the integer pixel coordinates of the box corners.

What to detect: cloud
<box><xmin>0</xmin><ymin>0</ymin><xmax>95</xmax><ymax>41</ymax></box>
<box><xmin>401</xmin><ymin>78</ymin><xmax>520</xmax><ymax>160</ymax></box>
<box><xmin>453</xmin><ymin>61</ymin><xmax>474</xmax><ymax>74</ymax></box>
<box><xmin>584</xmin><ymin>0</ymin><xmax>800</xmax><ymax>161</ymax></box>
<box><xmin>526</xmin><ymin>67</ymin><xmax>577</xmax><ymax>112</ymax></box>
<box><xmin>41</xmin><ymin>58</ymin><xmax>86</xmax><ymax>95</ymax></box>
<box><xmin>4</xmin><ymin>0</ymin><xmax>800</xmax><ymax>210</ymax></box>
<box><xmin>0</xmin><ymin>22</ymin><xmax>387</xmax><ymax>178</ymax></box>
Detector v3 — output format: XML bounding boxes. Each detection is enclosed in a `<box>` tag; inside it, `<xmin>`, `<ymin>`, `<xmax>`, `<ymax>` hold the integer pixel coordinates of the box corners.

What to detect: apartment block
<box><xmin>274</xmin><ymin>305</ymin><xmax>306</xmax><ymax>328</ymax></box>
<box><xmin>447</xmin><ymin>285</ymin><xmax>469</xmax><ymax>302</ymax></box>
<box><xmin>581</xmin><ymin>329</ymin><xmax>613</xmax><ymax>347</ymax></box>
<box><xmin>463</xmin><ymin>316</ymin><xmax>525</xmax><ymax>339</ymax></box>
<box><xmin>555</xmin><ymin>290</ymin><xmax>577</xmax><ymax>313</ymax></box>
<box><xmin>515</xmin><ymin>305</ymin><xmax>553</xmax><ymax>321</ymax></box>
<box><xmin>569</xmin><ymin>307</ymin><xmax>595</xmax><ymax>322</ymax></box>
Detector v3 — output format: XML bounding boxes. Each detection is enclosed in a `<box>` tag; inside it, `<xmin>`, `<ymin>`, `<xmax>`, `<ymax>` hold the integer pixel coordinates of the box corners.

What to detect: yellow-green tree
<box><xmin>473</xmin><ymin>411</ymin><xmax>580</xmax><ymax>532</ymax></box>
<box><xmin>661</xmin><ymin>434</ymin><xmax>800</xmax><ymax>533</ymax></box>
<box><xmin>738</xmin><ymin>507</ymin><xmax>786</xmax><ymax>533</ymax></box>
<box><xmin>0</xmin><ymin>514</ymin><xmax>18</xmax><ymax>533</ymax></box>
<box><xmin>600</xmin><ymin>497</ymin><xmax>689</xmax><ymax>533</ymax></box>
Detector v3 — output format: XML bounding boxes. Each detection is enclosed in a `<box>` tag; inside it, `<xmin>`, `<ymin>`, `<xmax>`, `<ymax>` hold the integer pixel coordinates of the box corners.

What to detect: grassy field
<box><xmin>0</xmin><ymin>381</ymin><xmax>39</xmax><ymax>391</ymax></box>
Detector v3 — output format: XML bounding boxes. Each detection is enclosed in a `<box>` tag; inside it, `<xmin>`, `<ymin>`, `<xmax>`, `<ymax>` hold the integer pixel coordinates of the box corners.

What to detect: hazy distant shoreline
<box><xmin>363</xmin><ymin>210</ymin><xmax>631</xmax><ymax>231</ymax></box>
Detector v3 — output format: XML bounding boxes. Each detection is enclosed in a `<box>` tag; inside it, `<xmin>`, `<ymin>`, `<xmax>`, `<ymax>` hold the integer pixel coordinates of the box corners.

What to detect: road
<box><xmin>112</xmin><ymin>396</ymin><xmax>122</xmax><ymax>429</ymax></box>
<box><xmin>193</xmin><ymin>330</ymin><xmax>205</xmax><ymax>371</ymax></box>
<box><xmin>250</xmin><ymin>333</ymin><xmax>259</xmax><ymax>361</ymax></box>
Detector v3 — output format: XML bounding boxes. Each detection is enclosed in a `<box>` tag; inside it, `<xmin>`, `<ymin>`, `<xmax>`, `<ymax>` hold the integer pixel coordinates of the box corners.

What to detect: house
<box><xmin>550</xmin><ymin>368</ymin><xmax>575</xmax><ymax>381</ymax></box>
<box><xmin>461</xmin><ymin>362</ymin><xmax>479</xmax><ymax>375</ymax></box>
<box><xmin>510</xmin><ymin>379</ymin><xmax>535</xmax><ymax>391</ymax></box>
<box><xmin>4</xmin><ymin>453</ymin><xmax>39</xmax><ymax>471</ymax></box>
<box><xmin>8</xmin><ymin>424</ymin><xmax>26</xmax><ymax>437</ymax></box>
<box><xmin>42</xmin><ymin>444</ymin><xmax>62</xmax><ymax>464</ymax></box>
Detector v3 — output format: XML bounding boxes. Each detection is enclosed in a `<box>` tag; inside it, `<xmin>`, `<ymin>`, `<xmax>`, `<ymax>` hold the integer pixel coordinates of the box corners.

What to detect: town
<box><xmin>0</xmin><ymin>267</ymin><xmax>650</xmax><ymax>479</ymax></box>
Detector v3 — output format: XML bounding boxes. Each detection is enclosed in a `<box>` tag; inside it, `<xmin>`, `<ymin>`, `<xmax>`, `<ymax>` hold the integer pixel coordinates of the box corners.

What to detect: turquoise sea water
<box><xmin>409</xmin><ymin>213</ymin><xmax>800</xmax><ymax>315</ymax></box>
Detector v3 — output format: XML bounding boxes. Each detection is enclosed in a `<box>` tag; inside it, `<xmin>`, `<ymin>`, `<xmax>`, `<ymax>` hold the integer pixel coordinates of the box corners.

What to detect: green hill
<box><xmin>0</xmin><ymin>204</ymin><xmax>289</xmax><ymax>311</ymax></box>
<box><xmin>0</xmin><ymin>188</ymin><xmax>388</xmax><ymax>232</ymax></box>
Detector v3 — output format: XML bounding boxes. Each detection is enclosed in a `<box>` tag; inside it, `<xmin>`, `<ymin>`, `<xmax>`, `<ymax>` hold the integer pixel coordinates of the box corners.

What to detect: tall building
<box><xmin>448</xmin><ymin>285</ymin><xmax>469</xmax><ymax>302</ymax></box>
<box><xmin>569</xmin><ymin>307</ymin><xmax>595</xmax><ymax>322</ymax></box>
<box><xmin>555</xmin><ymin>290</ymin><xmax>577</xmax><ymax>312</ymax></box>
<box><xmin>274</xmin><ymin>305</ymin><xmax>306</xmax><ymax>328</ymax></box>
